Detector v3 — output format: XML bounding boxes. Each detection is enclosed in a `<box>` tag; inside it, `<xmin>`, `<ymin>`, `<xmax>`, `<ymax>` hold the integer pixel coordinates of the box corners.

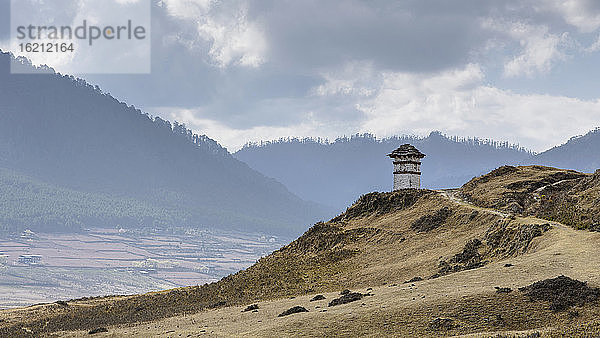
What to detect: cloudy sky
<box><xmin>3</xmin><ymin>0</ymin><xmax>600</xmax><ymax>152</ymax></box>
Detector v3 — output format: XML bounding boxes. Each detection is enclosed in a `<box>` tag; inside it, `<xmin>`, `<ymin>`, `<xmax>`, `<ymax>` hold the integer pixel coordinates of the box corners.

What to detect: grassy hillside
<box><xmin>461</xmin><ymin>165</ymin><xmax>600</xmax><ymax>229</ymax></box>
<box><xmin>4</xmin><ymin>165</ymin><xmax>600</xmax><ymax>336</ymax></box>
<box><xmin>0</xmin><ymin>186</ymin><xmax>556</xmax><ymax>336</ymax></box>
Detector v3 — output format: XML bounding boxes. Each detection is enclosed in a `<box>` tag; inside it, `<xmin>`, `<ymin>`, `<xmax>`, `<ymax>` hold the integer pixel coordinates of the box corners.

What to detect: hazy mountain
<box><xmin>235</xmin><ymin>132</ymin><xmax>532</xmax><ymax>210</ymax></box>
<box><xmin>0</xmin><ymin>52</ymin><xmax>328</xmax><ymax>235</ymax></box>
<box><xmin>529</xmin><ymin>128</ymin><xmax>600</xmax><ymax>173</ymax></box>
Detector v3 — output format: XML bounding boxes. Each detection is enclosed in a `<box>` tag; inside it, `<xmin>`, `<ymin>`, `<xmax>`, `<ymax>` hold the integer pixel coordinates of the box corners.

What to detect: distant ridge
<box><xmin>235</xmin><ymin>131</ymin><xmax>532</xmax><ymax>210</ymax></box>
<box><xmin>530</xmin><ymin>127</ymin><xmax>600</xmax><ymax>173</ymax></box>
<box><xmin>0</xmin><ymin>51</ymin><xmax>329</xmax><ymax>235</ymax></box>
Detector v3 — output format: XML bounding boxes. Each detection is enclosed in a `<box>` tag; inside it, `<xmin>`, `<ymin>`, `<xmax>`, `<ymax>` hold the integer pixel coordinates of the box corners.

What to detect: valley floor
<box><xmin>0</xmin><ymin>228</ymin><xmax>285</xmax><ymax>309</ymax></box>
<box><xmin>46</xmin><ymin>191</ymin><xmax>600</xmax><ymax>337</ymax></box>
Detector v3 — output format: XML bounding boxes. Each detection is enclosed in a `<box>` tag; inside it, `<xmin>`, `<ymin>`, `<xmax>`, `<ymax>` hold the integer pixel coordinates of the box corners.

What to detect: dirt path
<box><xmin>533</xmin><ymin>178</ymin><xmax>580</xmax><ymax>193</ymax></box>
<box><xmin>437</xmin><ymin>189</ymin><xmax>510</xmax><ymax>218</ymax></box>
<box><xmin>437</xmin><ymin>189</ymin><xmax>574</xmax><ymax>232</ymax></box>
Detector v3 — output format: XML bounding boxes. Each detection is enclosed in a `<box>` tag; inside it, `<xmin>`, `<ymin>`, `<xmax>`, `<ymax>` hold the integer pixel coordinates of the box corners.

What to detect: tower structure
<box><xmin>387</xmin><ymin>144</ymin><xmax>425</xmax><ymax>190</ymax></box>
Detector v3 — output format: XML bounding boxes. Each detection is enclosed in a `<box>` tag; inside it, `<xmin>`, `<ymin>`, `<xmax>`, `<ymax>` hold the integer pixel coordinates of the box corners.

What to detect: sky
<box><xmin>3</xmin><ymin>0</ymin><xmax>600</xmax><ymax>152</ymax></box>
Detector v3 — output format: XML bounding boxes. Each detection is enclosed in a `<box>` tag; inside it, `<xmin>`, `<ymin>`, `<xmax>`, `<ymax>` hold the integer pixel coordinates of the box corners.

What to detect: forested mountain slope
<box><xmin>0</xmin><ymin>52</ymin><xmax>328</xmax><ymax>235</ymax></box>
<box><xmin>529</xmin><ymin>128</ymin><xmax>600</xmax><ymax>173</ymax></box>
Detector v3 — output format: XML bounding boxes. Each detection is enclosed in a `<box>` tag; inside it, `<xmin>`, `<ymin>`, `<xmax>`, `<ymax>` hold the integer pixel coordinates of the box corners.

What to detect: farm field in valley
<box><xmin>0</xmin><ymin>228</ymin><xmax>286</xmax><ymax>308</ymax></box>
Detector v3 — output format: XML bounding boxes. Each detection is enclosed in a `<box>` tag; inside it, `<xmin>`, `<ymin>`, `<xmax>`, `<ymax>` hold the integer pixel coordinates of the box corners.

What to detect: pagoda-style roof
<box><xmin>387</xmin><ymin>144</ymin><xmax>425</xmax><ymax>158</ymax></box>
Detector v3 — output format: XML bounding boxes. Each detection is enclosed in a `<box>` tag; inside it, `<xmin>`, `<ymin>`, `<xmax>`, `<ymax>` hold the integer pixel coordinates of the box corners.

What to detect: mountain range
<box><xmin>235</xmin><ymin>132</ymin><xmax>532</xmax><ymax>209</ymax></box>
<box><xmin>2</xmin><ymin>49</ymin><xmax>600</xmax><ymax>236</ymax></box>
<box><xmin>236</xmin><ymin>130</ymin><xmax>600</xmax><ymax>210</ymax></box>
<box><xmin>0</xmin><ymin>52</ymin><xmax>328</xmax><ymax>236</ymax></box>
<box><xmin>530</xmin><ymin>127</ymin><xmax>600</xmax><ymax>173</ymax></box>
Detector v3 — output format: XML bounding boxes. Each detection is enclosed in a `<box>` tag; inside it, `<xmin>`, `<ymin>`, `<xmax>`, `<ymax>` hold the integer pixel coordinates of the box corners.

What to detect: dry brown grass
<box><xmin>0</xmin><ymin>189</ymin><xmax>509</xmax><ymax>337</ymax></box>
<box><xmin>3</xmin><ymin>167</ymin><xmax>600</xmax><ymax>337</ymax></box>
<box><xmin>461</xmin><ymin>165</ymin><xmax>600</xmax><ymax>229</ymax></box>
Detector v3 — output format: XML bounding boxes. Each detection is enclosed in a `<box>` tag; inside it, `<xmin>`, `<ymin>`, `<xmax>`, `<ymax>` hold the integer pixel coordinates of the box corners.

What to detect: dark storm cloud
<box><xmin>91</xmin><ymin>0</ymin><xmax>586</xmax><ymax>129</ymax></box>
<box><xmin>92</xmin><ymin>0</ymin><xmax>501</xmax><ymax>118</ymax></box>
<box><xmin>249</xmin><ymin>0</ymin><xmax>492</xmax><ymax>72</ymax></box>
<box><xmin>8</xmin><ymin>0</ymin><xmax>600</xmax><ymax>140</ymax></box>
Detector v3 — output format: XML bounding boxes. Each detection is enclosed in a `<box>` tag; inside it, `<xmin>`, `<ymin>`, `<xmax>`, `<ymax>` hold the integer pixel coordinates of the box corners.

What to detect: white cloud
<box><xmin>4</xmin><ymin>0</ymin><xmax>151</xmax><ymax>74</ymax></box>
<box><xmin>114</xmin><ymin>0</ymin><xmax>143</xmax><ymax>4</ymax></box>
<box><xmin>11</xmin><ymin>0</ymin><xmax>599</xmax><ymax>153</ymax></box>
<box><xmin>154</xmin><ymin>64</ymin><xmax>600</xmax><ymax>153</ymax></box>
<box><xmin>162</xmin><ymin>0</ymin><xmax>266</xmax><ymax>67</ymax></box>
<box><xmin>358</xmin><ymin>64</ymin><xmax>600</xmax><ymax>152</ymax></box>
<box><xmin>482</xmin><ymin>19</ymin><xmax>570</xmax><ymax>78</ymax></box>
<box><xmin>535</xmin><ymin>0</ymin><xmax>600</xmax><ymax>33</ymax></box>
<box><xmin>311</xmin><ymin>61</ymin><xmax>379</xmax><ymax>98</ymax></box>
<box><xmin>154</xmin><ymin>108</ymin><xmax>339</xmax><ymax>151</ymax></box>
<box><xmin>159</xmin><ymin>0</ymin><xmax>213</xmax><ymax>19</ymax></box>
<box><xmin>586</xmin><ymin>34</ymin><xmax>600</xmax><ymax>52</ymax></box>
